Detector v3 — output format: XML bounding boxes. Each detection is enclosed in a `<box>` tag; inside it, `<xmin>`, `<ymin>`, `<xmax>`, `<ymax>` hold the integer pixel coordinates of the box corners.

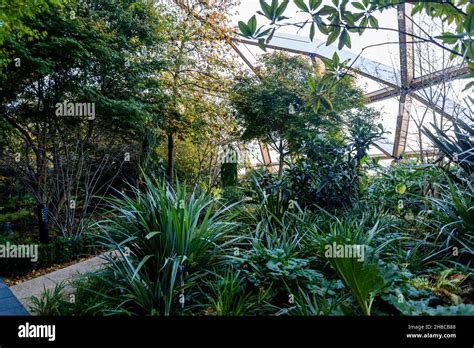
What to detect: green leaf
<box><xmin>260</xmin><ymin>0</ymin><xmax>273</xmax><ymax>18</ymax></box>
<box><xmin>248</xmin><ymin>15</ymin><xmax>257</xmax><ymax>34</ymax></box>
<box><xmin>258</xmin><ymin>38</ymin><xmax>267</xmax><ymax>51</ymax></box>
<box><xmin>352</xmin><ymin>2</ymin><xmax>365</xmax><ymax>10</ymax></box>
<box><xmin>318</xmin><ymin>5</ymin><xmax>335</xmax><ymax>16</ymax></box>
<box><xmin>326</xmin><ymin>253</ymin><xmax>385</xmax><ymax>315</ymax></box>
<box><xmin>309</xmin><ymin>0</ymin><xmax>322</xmax><ymax>11</ymax></box>
<box><xmin>320</xmin><ymin>94</ymin><xmax>333</xmax><ymax>109</ymax></box>
<box><xmin>435</xmin><ymin>32</ymin><xmax>463</xmax><ymax>44</ymax></box>
<box><xmin>266</xmin><ymin>27</ymin><xmax>276</xmax><ymax>43</ymax></box>
<box><xmin>326</xmin><ymin>27</ymin><xmax>340</xmax><ymax>46</ymax></box>
<box><xmin>462</xmin><ymin>80</ymin><xmax>474</xmax><ymax>92</ymax></box>
<box><xmin>344</xmin><ymin>12</ymin><xmax>356</xmax><ymax>26</ymax></box>
<box><xmin>463</xmin><ymin>8</ymin><xmax>473</xmax><ymax>35</ymax></box>
<box><xmin>276</xmin><ymin>0</ymin><xmax>290</xmax><ymax>17</ymax></box>
<box><xmin>338</xmin><ymin>29</ymin><xmax>347</xmax><ymax>49</ymax></box>
<box><xmin>345</xmin><ymin>30</ymin><xmax>351</xmax><ymax>48</ymax></box>
<box><xmin>294</xmin><ymin>0</ymin><xmax>309</xmax><ymax>12</ymax></box>
<box><xmin>369</xmin><ymin>15</ymin><xmax>378</xmax><ymax>28</ymax></box>
<box><xmin>307</xmin><ymin>76</ymin><xmax>317</xmax><ymax>90</ymax></box>
<box><xmin>332</xmin><ymin>52</ymin><xmax>339</xmax><ymax>66</ymax></box>
<box><xmin>271</xmin><ymin>0</ymin><xmax>279</xmax><ymax>16</ymax></box>
<box><xmin>256</xmin><ymin>27</ymin><xmax>272</xmax><ymax>38</ymax></box>
<box><xmin>317</xmin><ymin>21</ymin><xmax>329</xmax><ymax>34</ymax></box>
<box><xmin>238</xmin><ymin>21</ymin><xmax>252</xmax><ymax>37</ymax></box>
<box><xmin>145</xmin><ymin>231</ymin><xmax>161</xmax><ymax>239</ymax></box>
<box><xmin>310</xmin><ymin>22</ymin><xmax>315</xmax><ymax>41</ymax></box>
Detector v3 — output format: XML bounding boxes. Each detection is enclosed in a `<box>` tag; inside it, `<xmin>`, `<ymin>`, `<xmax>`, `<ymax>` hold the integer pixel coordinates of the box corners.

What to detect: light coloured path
<box><xmin>9</xmin><ymin>255</ymin><xmax>107</xmax><ymax>313</ymax></box>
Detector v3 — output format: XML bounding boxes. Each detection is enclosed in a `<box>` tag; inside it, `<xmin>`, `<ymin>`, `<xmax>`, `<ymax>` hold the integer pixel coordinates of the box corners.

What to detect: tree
<box><xmin>0</xmin><ymin>0</ymin><xmax>167</xmax><ymax>241</ymax></box>
<box><xmin>230</xmin><ymin>52</ymin><xmax>313</xmax><ymax>179</ymax></box>
<box><xmin>230</xmin><ymin>51</ymin><xmax>363</xmax><ymax>179</ymax></box>
<box><xmin>156</xmin><ymin>1</ymin><xmax>239</xmax><ymax>184</ymax></box>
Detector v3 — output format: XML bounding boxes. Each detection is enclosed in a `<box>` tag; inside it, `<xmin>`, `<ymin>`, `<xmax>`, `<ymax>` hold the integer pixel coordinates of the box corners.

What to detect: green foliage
<box><xmin>236</xmin><ymin>212</ymin><xmax>322</xmax><ymax>310</ymax></box>
<box><xmin>89</xmin><ymin>176</ymin><xmax>238</xmax><ymax>315</ymax></box>
<box><xmin>277</xmin><ymin>283</ymin><xmax>347</xmax><ymax>316</ymax></box>
<box><xmin>284</xmin><ymin>108</ymin><xmax>384</xmax><ymax>210</ymax></box>
<box><xmin>205</xmin><ymin>267</ymin><xmax>262</xmax><ymax>316</ymax></box>
<box><xmin>308</xmin><ymin>212</ymin><xmax>400</xmax><ymax>315</ymax></box>
<box><xmin>0</xmin><ymin>0</ymin><xmax>59</xmax><ymax>75</ymax></box>
<box><xmin>221</xmin><ymin>162</ymin><xmax>238</xmax><ymax>187</ymax></box>
<box><xmin>381</xmin><ymin>267</ymin><xmax>474</xmax><ymax>315</ymax></box>
<box><xmin>0</xmin><ymin>208</ymin><xmax>33</xmax><ymax>224</ymax></box>
<box><xmin>365</xmin><ymin>161</ymin><xmax>443</xmax><ymax>218</ymax></box>
<box><xmin>221</xmin><ymin>186</ymin><xmax>247</xmax><ymax>204</ymax></box>
<box><xmin>247</xmin><ymin>173</ymin><xmax>302</xmax><ymax>221</ymax></box>
<box><xmin>0</xmin><ymin>234</ymin><xmax>95</xmax><ymax>277</ymax></box>
<box><xmin>422</xmin><ymin>117</ymin><xmax>474</xmax><ymax>177</ymax></box>
<box><xmin>428</xmin><ymin>179</ymin><xmax>474</xmax><ymax>256</ymax></box>
<box><xmin>29</xmin><ymin>282</ymin><xmax>68</xmax><ymax>316</ymax></box>
<box><xmin>290</xmin><ymin>135</ymin><xmax>358</xmax><ymax>209</ymax></box>
<box><xmin>230</xmin><ymin>52</ymin><xmax>314</xmax><ymax>148</ymax></box>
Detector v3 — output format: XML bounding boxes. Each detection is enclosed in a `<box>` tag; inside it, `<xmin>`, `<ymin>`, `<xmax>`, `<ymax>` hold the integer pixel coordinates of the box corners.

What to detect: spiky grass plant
<box><xmin>88</xmin><ymin>176</ymin><xmax>240</xmax><ymax>315</ymax></box>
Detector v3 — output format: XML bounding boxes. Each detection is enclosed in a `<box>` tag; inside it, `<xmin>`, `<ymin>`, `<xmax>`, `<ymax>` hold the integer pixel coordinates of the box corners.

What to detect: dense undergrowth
<box><xmin>32</xmin><ymin>158</ymin><xmax>473</xmax><ymax>316</ymax></box>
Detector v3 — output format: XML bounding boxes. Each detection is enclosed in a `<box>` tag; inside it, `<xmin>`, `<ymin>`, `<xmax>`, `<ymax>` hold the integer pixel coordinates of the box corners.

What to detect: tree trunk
<box><xmin>37</xmin><ymin>203</ymin><xmax>49</xmax><ymax>244</ymax></box>
<box><xmin>167</xmin><ymin>132</ymin><xmax>174</xmax><ymax>184</ymax></box>
<box><xmin>277</xmin><ymin>138</ymin><xmax>284</xmax><ymax>180</ymax></box>
<box><xmin>278</xmin><ymin>152</ymin><xmax>284</xmax><ymax>180</ymax></box>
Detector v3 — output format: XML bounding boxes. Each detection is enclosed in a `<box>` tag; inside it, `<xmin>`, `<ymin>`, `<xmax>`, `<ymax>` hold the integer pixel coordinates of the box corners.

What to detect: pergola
<box><xmin>174</xmin><ymin>0</ymin><xmax>467</xmax><ymax>166</ymax></box>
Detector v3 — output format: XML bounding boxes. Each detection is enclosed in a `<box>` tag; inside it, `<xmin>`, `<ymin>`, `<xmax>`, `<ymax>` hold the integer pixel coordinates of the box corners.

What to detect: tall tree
<box><xmin>0</xmin><ymin>0</ymin><xmax>167</xmax><ymax>240</ymax></box>
<box><xmin>156</xmin><ymin>0</ymin><xmax>239</xmax><ymax>183</ymax></box>
<box><xmin>230</xmin><ymin>51</ymin><xmax>363</xmax><ymax>179</ymax></box>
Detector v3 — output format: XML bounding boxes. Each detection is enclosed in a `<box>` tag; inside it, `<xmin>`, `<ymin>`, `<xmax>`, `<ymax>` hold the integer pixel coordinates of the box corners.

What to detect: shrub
<box><xmin>89</xmin><ymin>176</ymin><xmax>239</xmax><ymax>315</ymax></box>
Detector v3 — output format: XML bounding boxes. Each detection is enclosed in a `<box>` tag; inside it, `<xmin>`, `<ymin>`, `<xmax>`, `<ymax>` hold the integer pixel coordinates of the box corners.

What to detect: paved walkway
<box><xmin>7</xmin><ymin>255</ymin><xmax>107</xmax><ymax>314</ymax></box>
<box><xmin>0</xmin><ymin>278</ymin><xmax>29</xmax><ymax>316</ymax></box>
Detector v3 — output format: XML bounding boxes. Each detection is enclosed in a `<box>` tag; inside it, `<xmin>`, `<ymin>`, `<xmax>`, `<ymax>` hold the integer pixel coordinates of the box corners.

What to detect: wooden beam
<box><xmin>410</xmin><ymin>65</ymin><xmax>468</xmax><ymax>90</ymax></box>
<box><xmin>364</xmin><ymin>65</ymin><xmax>467</xmax><ymax>103</ymax></box>
<box><xmin>258</xmin><ymin>142</ymin><xmax>272</xmax><ymax>166</ymax></box>
<box><xmin>393</xmin><ymin>93</ymin><xmax>413</xmax><ymax>157</ymax></box>
<box><xmin>393</xmin><ymin>3</ymin><xmax>414</xmax><ymax>157</ymax></box>
<box><xmin>365</xmin><ymin>86</ymin><xmax>399</xmax><ymax>103</ymax></box>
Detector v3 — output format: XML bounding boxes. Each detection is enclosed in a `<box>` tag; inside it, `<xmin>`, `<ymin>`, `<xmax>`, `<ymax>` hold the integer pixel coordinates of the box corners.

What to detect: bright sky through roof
<box><xmin>232</xmin><ymin>0</ymin><xmax>400</xmax><ymax>67</ymax></box>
